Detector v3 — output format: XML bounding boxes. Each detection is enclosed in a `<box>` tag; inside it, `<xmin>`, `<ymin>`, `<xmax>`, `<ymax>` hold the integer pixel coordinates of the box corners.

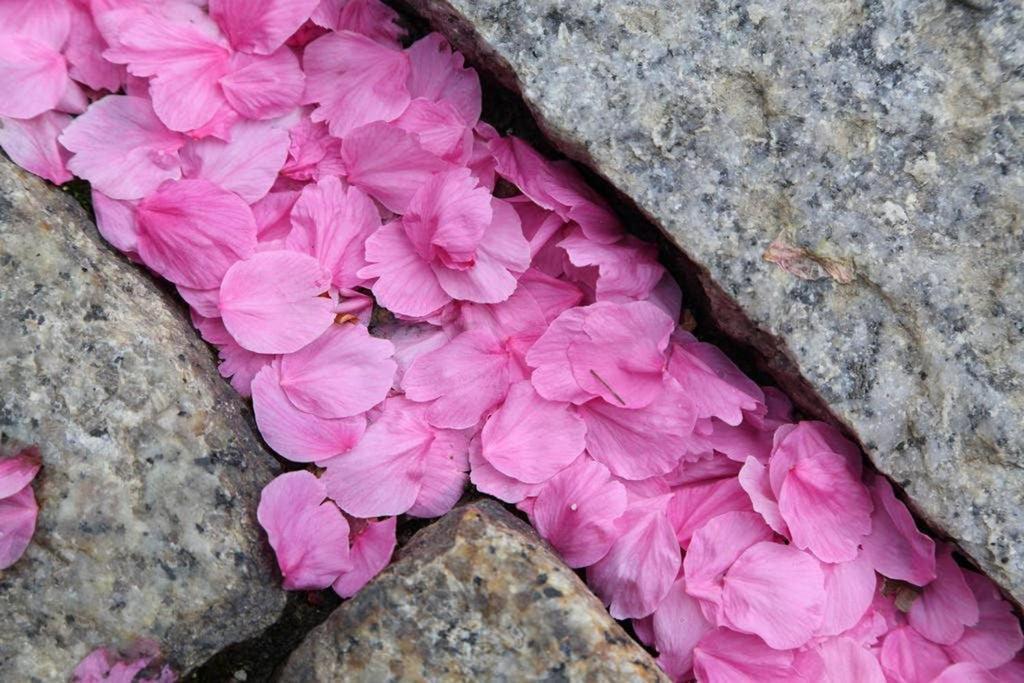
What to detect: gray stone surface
<box><xmin>0</xmin><ymin>160</ymin><xmax>286</xmax><ymax>679</ymax></box>
<box><xmin>407</xmin><ymin>0</ymin><xmax>1024</xmax><ymax>603</ymax></box>
<box><xmin>279</xmin><ymin>500</ymin><xmax>668</xmax><ymax>682</ymax></box>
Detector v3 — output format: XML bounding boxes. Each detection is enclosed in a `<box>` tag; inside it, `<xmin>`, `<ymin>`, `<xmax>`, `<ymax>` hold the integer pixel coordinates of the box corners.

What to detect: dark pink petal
<box><xmin>816</xmin><ymin>637</ymin><xmax>885</xmax><ymax>683</ymax></box>
<box><xmin>312</xmin><ymin>0</ymin><xmax>402</xmax><ymax>45</ymax></box>
<box><xmin>818</xmin><ymin>552</ymin><xmax>877</xmax><ymax>637</ymax></box>
<box><xmin>181</xmin><ymin>118</ymin><xmax>290</xmax><ymax>204</ymax></box>
<box><xmin>683</xmin><ymin>510</ymin><xmax>774</xmax><ymax>617</ymax></box>
<box><xmin>0</xmin><ymin>486</ymin><xmax>38</xmax><ymax>569</ymax></box>
<box><xmin>406</xmin><ymin>33</ymin><xmax>481</xmax><ymax>127</ymax></box>
<box><xmin>880</xmin><ymin>626</ymin><xmax>953</xmax><ymax>682</ymax></box>
<box><xmin>860</xmin><ymin>474</ymin><xmax>936</xmax><ymax>586</ymax></box>
<box><xmin>587</xmin><ymin>496</ymin><xmax>680</xmax><ymax>619</ymax></box>
<box><xmin>220</xmin><ymin>251</ymin><xmax>335</xmax><ymax>353</ymax></box>
<box><xmin>137</xmin><ymin>179</ymin><xmax>257</xmax><ymax>289</ymax></box>
<box><xmin>0</xmin><ymin>37</ymin><xmax>69</xmax><ymax>119</ymax></box>
<box><xmin>692</xmin><ymin>628</ymin><xmax>799</xmax><ymax>683</ymax></box>
<box><xmin>993</xmin><ymin>657</ymin><xmax>1024</xmax><ymax>681</ymax></box>
<box><xmin>947</xmin><ymin>571</ymin><xmax>1024</xmax><ymax>669</ymax></box>
<box><xmin>251</xmin><ymin>363</ymin><xmax>365</xmax><ymax>463</ymax></box>
<box><xmin>333</xmin><ymin>516</ymin><xmax>397</xmax><ymax>598</ymax></box>
<box><xmin>480</xmin><ymin>381</ymin><xmax>586</xmax><ymax>484</ymax></box>
<box><xmin>210</xmin><ymin>0</ymin><xmax>320</xmax><ymax>55</ymax></box>
<box><xmin>221</xmin><ymin>46</ymin><xmax>305</xmax><ymax>120</ymax></box>
<box><xmin>667</xmin><ymin>475</ymin><xmax>752</xmax><ymax>548</ymax></box>
<box><xmin>287</xmin><ymin>177</ymin><xmax>379</xmax><ymax>289</ymax></box>
<box><xmin>0</xmin><ymin>111</ymin><xmax>71</xmax><ymax>185</ymax></box>
<box><xmin>359</xmin><ymin>222</ymin><xmax>451</xmax><ymax>317</ymax></box>
<box><xmin>932</xmin><ymin>663</ymin><xmax>999</xmax><ymax>683</ymax></box>
<box><xmin>668</xmin><ymin>339</ymin><xmax>764</xmax><ymax>426</ymax></box>
<box><xmin>0</xmin><ymin>447</ymin><xmax>41</xmax><ymax>499</ymax></box>
<box><xmin>279</xmin><ymin>323</ymin><xmax>395</xmax><ymax>418</ymax></box>
<box><xmin>528</xmin><ymin>457</ymin><xmax>626</xmax><ymax>567</ymax></box>
<box><xmin>579</xmin><ymin>378</ymin><xmax>697</xmax><ymax>480</ymax></box>
<box><xmin>257</xmin><ymin>470</ymin><xmax>351</xmax><ymax>590</ymax></box>
<box><xmin>908</xmin><ymin>547</ymin><xmax>980</xmax><ymax>645</ymax></box>
<box><xmin>303</xmin><ymin>31</ymin><xmax>410</xmax><ymax>137</ymax></box>
<box><xmin>341</xmin><ymin>122</ymin><xmax>450</xmax><ymax>213</ymax></box>
<box><xmin>61</xmin><ymin>95</ymin><xmax>185</xmax><ymax>200</ymax></box>
<box><xmin>402</xmin><ymin>329</ymin><xmax>511</xmax><ymax>429</ymax></box>
<box><xmin>702</xmin><ymin>414</ymin><xmax>776</xmax><ymax>464</ymax></box>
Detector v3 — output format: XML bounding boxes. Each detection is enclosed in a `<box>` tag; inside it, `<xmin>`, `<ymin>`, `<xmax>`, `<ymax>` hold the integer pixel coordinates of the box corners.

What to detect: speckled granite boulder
<box><xmin>406</xmin><ymin>0</ymin><xmax>1024</xmax><ymax>602</ymax></box>
<box><xmin>0</xmin><ymin>160</ymin><xmax>286</xmax><ymax>679</ymax></box>
<box><xmin>279</xmin><ymin>500</ymin><xmax>668</xmax><ymax>682</ymax></box>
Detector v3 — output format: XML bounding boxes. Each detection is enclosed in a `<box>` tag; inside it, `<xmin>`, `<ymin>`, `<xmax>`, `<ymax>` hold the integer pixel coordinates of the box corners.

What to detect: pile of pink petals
<box><xmin>0</xmin><ymin>443</ymin><xmax>41</xmax><ymax>570</ymax></box>
<box><xmin>73</xmin><ymin>640</ymin><xmax>175</xmax><ymax>683</ymax></box>
<box><xmin>2</xmin><ymin>1</ymin><xmax>1022</xmax><ymax>681</ymax></box>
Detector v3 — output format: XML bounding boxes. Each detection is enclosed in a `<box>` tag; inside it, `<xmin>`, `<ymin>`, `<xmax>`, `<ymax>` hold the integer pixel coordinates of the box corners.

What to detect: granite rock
<box><xmin>279</xmin><ymin>500</ymin><xmax>668</xmax><ymax>682</ymax></box>
<box><xmin>0</xmin><ymin>160</ymin><xmax>286</xmax><ymax>679</ymax></box>
<box><xmin>406</xmin><ymin>0</ymin><xmax>1024</xmax><ymax>602</ymax></box>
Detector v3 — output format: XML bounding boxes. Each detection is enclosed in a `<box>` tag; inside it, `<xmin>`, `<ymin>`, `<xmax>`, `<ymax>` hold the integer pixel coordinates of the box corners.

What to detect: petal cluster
<box><xmin>2</xmin><ymin>3</ymin><xmax>1020</xmax><ymax>681</ymax></box>
<box><xmin>0</xmin><ymin>443</ymin><xmax>41</xmax><ymax>570</ymax></box>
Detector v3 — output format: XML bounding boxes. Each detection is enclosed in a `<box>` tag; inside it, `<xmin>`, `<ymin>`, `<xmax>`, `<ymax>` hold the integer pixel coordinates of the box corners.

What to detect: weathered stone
<box><xmin>279</xmin><ymin>500</ymin><xmax>668</xmax><ymax>682</ymax></box>
<box><xmin>0</xmin><ymin>160</ymin><xmax>286</xmax><ymax>679</ymax></box>
<box><xmin>405</xmin><ymin>0</ymin><xmax>1024</xmax><ymax>602</ymax></box>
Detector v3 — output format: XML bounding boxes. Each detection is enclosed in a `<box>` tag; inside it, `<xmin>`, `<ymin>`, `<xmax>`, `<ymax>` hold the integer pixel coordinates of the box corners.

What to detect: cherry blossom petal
<box><xmin>668</xmin><ymin>339</ymin><xmax>764</xmax><ymax>426</ymax></box>
<box><xmin>947</xmin><ymin>571</ymin><xmax>1024</xmax><ymax>669</ymax></box>
<box><xmin>359</xmin><ymin>222</ymin><xmax>451</xmax><ymax>317</ymax></box>
<box><xmin>692</xmin><ymin>628</ymin><xmax>799</xmax><ymax>683</ymax></box>
<box><xmin>210</xmin><ymin>0</ymin><xmax>320</xmax><ymax>55</ymax></box>
<box><xmin>648</xmin><ymin>577</ymin><xmax>712</xmax><ymax>680</ymax></box>
<box><xmin>818</xmin><ymin>552</ymin><xmax>877</xmax><ymax>637</ymax></box>
<box><xmin>65</xmin><ymin>3</ymin><xmax>123</xmax><ymax>92</ymax></box>
<box><xmin>253</xmin><ymin>189</ymin><xmax>301</xmax><ymax>241</ymax></box>
<box><xmin>220</xmin><ymin>251</ymin><xmax>335</xmax><ymax>353</ymax></box>
<box><xmin>0</xmin><ymin>111</ymin><xmax>71</xmax><ymax>185</ymax></box>
<box><xmin>0</xmin><ymin>37</ymin><xmax>69</xmax><ymax>120</ymax></box>
<box><xmin>61</xmin><ymin>96</ymin><xmax>185</xmax><ymax>200</ymax></box>
<box><xmin>333</xmin><ymin>516</ymin><xmax>397</xmax><ymax>598</ymax></box>
<box><xmin>768</xmin><ymin>421</ymin><xmax>863</xmax><ymax>494</ymax></box>
<box><xmin>817</xmin><ymin>637</ymin><xmax>885</xmax><ymax>683</ymax></box>
<box><xmin>559</xmin><ymin>230</ymin><xmax>664</xmax><ymax>302</ymax></box>
<box><xmin>468</xmin><ymin>437</ymin><xmax>542</xmax><ymax>505</ymax></box>
<box><xmin>0</xmin><ymin>447</ymin><xmax>41</xmax><ymax>499</ymax></box>
<box><xmin>880</xmin><ymin>626</ymin><xmax>952</xmax><ymax>682</ymax></box>
<box><xmin>251</xmin><ymin>363</ymin><xmax>365</xmax><ymax>462</ymax></box>
<box><xmin>932</xmin><ymin>663</ymin><xmax>999</xmax><ymax>683</ymax></box>
<box><xmin>403</xmin><ymin>167</ymin><xmax>491</xmax><ymax>264</ymax></box>
<box><xmin>908</xmin><ymin>547</ymin><xmax>980</xmax><ymax>645</ymax></box>
<box><xmin>393</xmin><ymin>98</ymin><xmax>471</xmax><ymax>162</ymax></box>
<box><xmin>737</xmin><ymin>456</ymin><xmax>788</xmax><ymax>535</ymax></box>
<box><xmin>667</xmin><ymin>475</ymin><xmax>752</xmax><ymax>548</ymax></box>
<box><xmin>181</xmin><ymin>118</ymin><xmax>290</xmax><ymax>204</ymax></box>
<box><xmin>860</xmin><ymin>474</ymin><xmax>936</xmax><ymax>586</ymax></box>
<box><xmin>137</xmin><ymin>179</ymin><xmax>257</xmax><ymax>289</ymax></box>
<box><xmin>0</xmin><ymin>486</ymin><xmax>38</xmax><ymax>570</ymax></box>
<box><xmin>683</xmin><ymin>511</ymin><xmax>774</xmax><ymax>616</ymax></box>
<box><xmin>406</xmin><ymin>33</ymin><xmax>481</xmax><ymax>127</ymax></box>
<box><xmin>312</xmin><ymin>0</ymin><xmax>402</xmax><ymax>44</ymax></box>
<box><xmin>405</xmin><ymin>439</ymin><xmax>469</xmax><ymax>518</ymax></box>
<box><xmin>279</xmin><ymin>323</ymin><xmax>395</xmax><ymax>418</ymax></box>
<box><xmin>0</xmin><ymin>0</ymin><xmax>71</xmax><ymax>50</ymax></box>
<box><xmin>221</xmin><ymin>47</ymin><xmax>305</xmax><ymax>120</ymax></box>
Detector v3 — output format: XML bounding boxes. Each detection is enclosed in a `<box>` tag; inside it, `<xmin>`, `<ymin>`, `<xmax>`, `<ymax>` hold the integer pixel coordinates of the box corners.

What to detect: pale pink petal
<box><xmin>818</xmin><ymin>552</ymin><xmax>877</xmax><ymax>637</ymax></box>
<box><xmin>402</xmin><ymin>329</ymin><xmax>511</xmax><ymax>429</ymax></box>
<box><xmin>559</xmin><ymin>230</ymin><xmax>664</xmax><ymax>302</ymax></box>
<box><xmin>251</xmin><ymin>363</ymin><xmax>365</xmax><ymax>462</ymax></box>
<box><xmin>817</xmin><ymin>637</ymin><xmax>885</xmax><ymax>683</ymax></box>
<box><xmin>312</xmin><ymin>0</ymin><xmax>402</xmax><ymax>45</ymax></box>
<box><xmin>668</xmin><ymin>339</ymin><xmax>764</xmax><ymax>426</ymax></box>
<box><xmin>333</xmin><ymin>516</ymin><xmax>397</xmax><ymax>598</ymax></box>
<box><xmin>179</xmin><ymin>286</ymin><xmax>221</xmax><ymax>319</ymax></box>
<box><xmin>137</xmin><ymin>179</ymin><xmax>257</xmax><ymax>288</ymax></box>
<box><xmin>0</xmin><ymin>486</ymin><xmax>38</xmax><ymax>569</ymax></box>
<box><xmin>373</xmin><ymin>321</ymin><xmax>451</xmax><ymax>390</ymax></box>
<box><xmin>692</xmin><ymin>628</ymin><xmax>799</xmax><ymax>683</ymax></box>
<box><xmin>586</xmin><ymin>496</ymin><xmax>680</xmax><ymax>619</ymax></box>
<box><xmin>91</xmin><ymin>191</ymin><xmax>140</xmax><ymax>256</ymax></box>
<box><xmin>702</xmin><ymin>414</ymin><xmax>776</xmax><ymax>464</ymax></box>
<box><xmin>667</xmin><ymin>475</ymin><xmax>752</xmax><ymax>548</ymax></box>
<box><xmin>406</xmin><ymin>33</ymin><xmax>481</xmax><ymax>126</ymax></box>
<box><xmin>0</xmin><ymin>0</ymin><xmax>71</xmax><ymax>50</ymax></box>
<box><xmin>908</xmin><ymin>547</ymin><xmax>980</xmax><ymax>645</ymax></box>
<box><xmin>480</xmin><ymin>381</ymin><xmax>586</xmax><ymax>484</ymax></box>
<box><xmin>646</xmin><ymin>577</ymin><xmax>712</xmax><ymax>680</ymax></box>
<box><xmin>221</xmin><ymin>46</ymin><xmax>305</xmax><ymax>120</ymax></box>
<box><xmin>216</xmin><ymin>337</ymin><xmax>273</xmax><ymax>398</ymax></box>
<box><xmin>933</xmin><ymin>662</ymin><xmax>999</xmax><ymax>683</ymax></box>
<box><xmin>61</xmin><ymin>95</ymin><xmax>185</xmax><ymax>200</ymax></box>
<box><xmin>340</xmin><ymin>122</ymin><xmax>450</xmax><ymax>213</ymax></box>
<box><xmin>65</xmin><ymin>3</ymin><xmax>123</xmax><ymax>92</ymax></box>
<box><xmin>947</xmin><ymin>571</ymin><xmax>1024</xmax><ymax>669</ymax></box>
<box><xmin>524</xmin><ymin>307</ymin><xmax>591</xmax><ymax>403</ymax></box>
<box><xmin>768</xmin><ymin>421</ymin><xmax>863</xmax><ymax>494</ymax></box>
<box><xmin>406</xmin><ymin>437</ymin><xmax>469</xmax><ymax>518</ymax></box>
<box><xmin>737</xmin><ymin>456</ymin><xmax>788</xmax><ymax>535</ymax></box>
<box><xmin>0</xmin><ymin>37</ymin><xmax>68</xmax><ymax>119</ymax></box>
<box><xmin>220</xmin><ymin>250</ymin><xmax>335</xmax><ymax>353</ymax></box>
<box><xmin>468</xmin><ymin>437</ymin><xmax>542</xmax><ymax>504</ymax></box>
<box><xmin>528</xmin><ymin>457</ymin><xmax>626</xmax><ymax>567</ymax></box>
<box><xmin>210</xmin><ymin>0</ymin><xmax>319</xmax><ymax>55</ymax></box>
<box><xmin>0</xmin><ymin>111</ymin><xmax>72</xmax><ymax>185</ymax></box>
<box><xmin>253</xmin><ymin>189</ymin><xmax>300</xmax><ymax>241</ymax></box>
<box><xmin>286</xmin><ymin>177</ymin><xmax>379</xmax><ymax>289</ymax></box>
<box><xmin>880</xmin><ymin>625</ymin><xmax>952</xmax><ymax>682</ymax></box>
<box><xmin>403</xmin><ymin>167</ymin><xmax>491</xmax><ymax>265</ymax></box>
<box><xmin>257</xmin><ymin>470</ymin><xmax>351</xmax><ymax>590</ymax></box>
<box><xmin>393</xmin><ymin>98</ymin><xmax>471</xmax><ymax>162</ymax></box>
<box><xmin>279</xmin><ymin>323</ymin><xmax>395</xmax><ymax>418</ymax></box>
<box><xmin>181</xmin><ymin>118</ymin><xmax>289</xmax><ymax>203</ymax></box>
<box><xmin>683</xmin><ymin>510</ymin><xmax>774</xmax><ymax>617</ymax></box>
<box><xmin>303</xmin><ymin>31</ymin><xmax>410</xmax><ymax>137</ymax></box>
<box><xmin>358</xmin><ymin>222</ymin><xmax>451</xmax><ymax>317</ymax></box>
<box><xmin>0</xmin><ymin>447</ymin><xmax>41</xmax><ymax>499</ymax></box>
<box><xmin>860</xmin><ymin>474</ymin><xmax>936</xmax><ymax>586</ymax></box>
<box><xmin>579</xmin><ymin>378</ymin><xmax>697</xmax><ymax>480</ymax></box>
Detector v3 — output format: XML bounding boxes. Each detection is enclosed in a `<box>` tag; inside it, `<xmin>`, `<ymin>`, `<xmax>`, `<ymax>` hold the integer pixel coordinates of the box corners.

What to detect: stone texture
<box><xmin>406</xmin><ymin>0</ymin><xmax>1024</xmax><ymax>602</ymax></box>
<box><xmin>0</xmin><ymin>160</ymin><xmax>286</xmax><ymax>679</ymax></box>
<box><xmin>279</xmin><ymin>500</ymin><xmax>668</xmax><ymax>682</ymax></box>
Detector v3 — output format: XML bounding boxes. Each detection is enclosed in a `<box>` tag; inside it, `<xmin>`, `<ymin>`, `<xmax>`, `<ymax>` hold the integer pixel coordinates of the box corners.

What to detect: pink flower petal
<box><xmin>528</xmin><ymin>457</ymin><xmax>626</xmax><ymax>567</ymax></box>
<box><xmin>251</xmin><ymin>363</ymin><xmax>365</xmax><ymax>463</ymax></box>
<box><xmin>393</xmin><ymin>98</ymin><xmax>472</xmax><ymax>162</ymax></box>
<box><xmin>402</xmin><ymin>329</ymin><xmax>511</xmax><ymax>429</ymax></box>
<box><xmin>181</xmin><ymin>118</ymin><xmax>290</xmax><ymax>204</ymax></box>
<box><xmin>480</xmin><ymin>381</ymin><xmax>586</xmax><ymax>484</ymax></box>
<box><xmin>0</xmin><ymin>486</ymin><xmax>38</xmax><ymax>570</ymax></box>
<box><xmin>818</xmin><ymin>552</ymin><xmax>877</xmax><ymax>637</ymax></box>
<box><xmin>91</xmin><ymin>191</ymin><xmax>140</xmax><ymax>256</ymax></box>
<box><xmin>303</xmin><ymin>31</ymin><xmax>410</xmax><ymax>137</ymax></box>
<box><xmin>406</xmin><ymin>33</ymin><xmax>481</xmax><ymax>127</ymax></box>
<box><xmin>220</xmin><ymin>250</ymin><xmax>335</xmax><ymax>353</ymax></box>
<box><xmin>403</xmin><ymin>167</ymin><xmax>491</xmax><ymax>264</ymax></box>
<box><xmin>0</xmin><ymin>0</ymin><xmax>71</xmax><ymax>50</ymax></box>
<box><xmin>0</xmin><ymin>37</ymin><xmax>69</xmax><ymax>119</ymax></box>
<box><xmin>737</xmin><ymin>456</ymin><xmax>789</xmax><ymax>535</ymax></box>
<box><xmin>692</xmin><ymin>628</ymin><xmax>799</xmax><ymax>683</ymax></box>
<box><xmin>137</xmin><ymin>179</ymin><xmax>257</xmax><ymax>289</ymax></box>
<box><xmin>667</xmin><ymin>475</ymin><xmax>752</xmax><ymax>548</ymax></box>
<box><xmin>65</xmin><ymin>3</ymin><xmax>123</xmax><ymax>92</ymax></box>
<box><xmin>648</xmin><ymin>577</ymin><xmax>712</xmax><ymax>680</ymax></box>
<box><xmin>880</xmin><ymin>626</ymin><xmax>953</xmax><ymax>682</ymax></box>
<box><xmin>257</xmin><ymin>470</ymin><xmax>351</xmax><ymax>590</ymax></box>
<box><xmin>908</xmin><ymin>547</ymin><xmax>980</xmax><ymax>645</ymax></box>
<box><xmin>333</xmin><ymin>516</ymin><xmax>397</xmax><ymax>598</ymax></box>
<box><xmin>405</xmin><ymin>438</ymin><xmax>469</xmax><ymax>518</ymax></box>
<box><xmin>312</xmin><ymin>0</ymin><xmax>402</xmax><ymax>44</ymax></box>
<box><xmin>210</xmin><ymin>0</ymin><xmax>320</xmax><ymax>55</ymax></box>
<box><xmin>359</xmin><ymin>221</ymin><xmax>451</xmax><ymax>317</ymax></box>
<box><xmin>816</xmin><ymin>637</ymin><xmax>885</xmax><ymax>683</ymax></box>
<box><xmin>61</xmin><ymin>95</ymin><xmax>185</xmax><ymax>200</ymax></box>
<box><xmin>0</xmin><ymin>447</ymin><xmax>41</xmax><ymax>499</ymax></box>
<box><xmin>559</xmin><ymin>229</ymin><xmax>664</xmax><ymax>302</ymax></box>
<box><xmin>667</xmin><ymin>339</ymin><xmax>764</xmax><ymax>426</ymax></box>
<box><xmin>932</xmin><ymin>662</ymin><xmax>999</xmax><ymax>683</ymax></box>
<box><xmin>468</xmin><ymin>437</ymin><xmax>542</xmax><ymax>504</ymax></box>
<box><xmin>860</xmin><ymin>474</ymin><xmax>937</xmax><ymax>586</ymax></box>
<box><xmin>221</xmin><ymin>46</ymin><xmax>305</xmax><ymax>120</ymax></box>
<box><xmin>0</xmin><ymin>110</ymin><xmax>71</xmax><ymax>185</ymax></box>
<box><xmin>947</xmin><ymin>570</ymin><xmax>1024</xmax><ymax>669</ymax></box>
<box><xmin>279</xmin><ymin>323</ymin><xmax>395</xmax><ymax>418</ymax></box>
